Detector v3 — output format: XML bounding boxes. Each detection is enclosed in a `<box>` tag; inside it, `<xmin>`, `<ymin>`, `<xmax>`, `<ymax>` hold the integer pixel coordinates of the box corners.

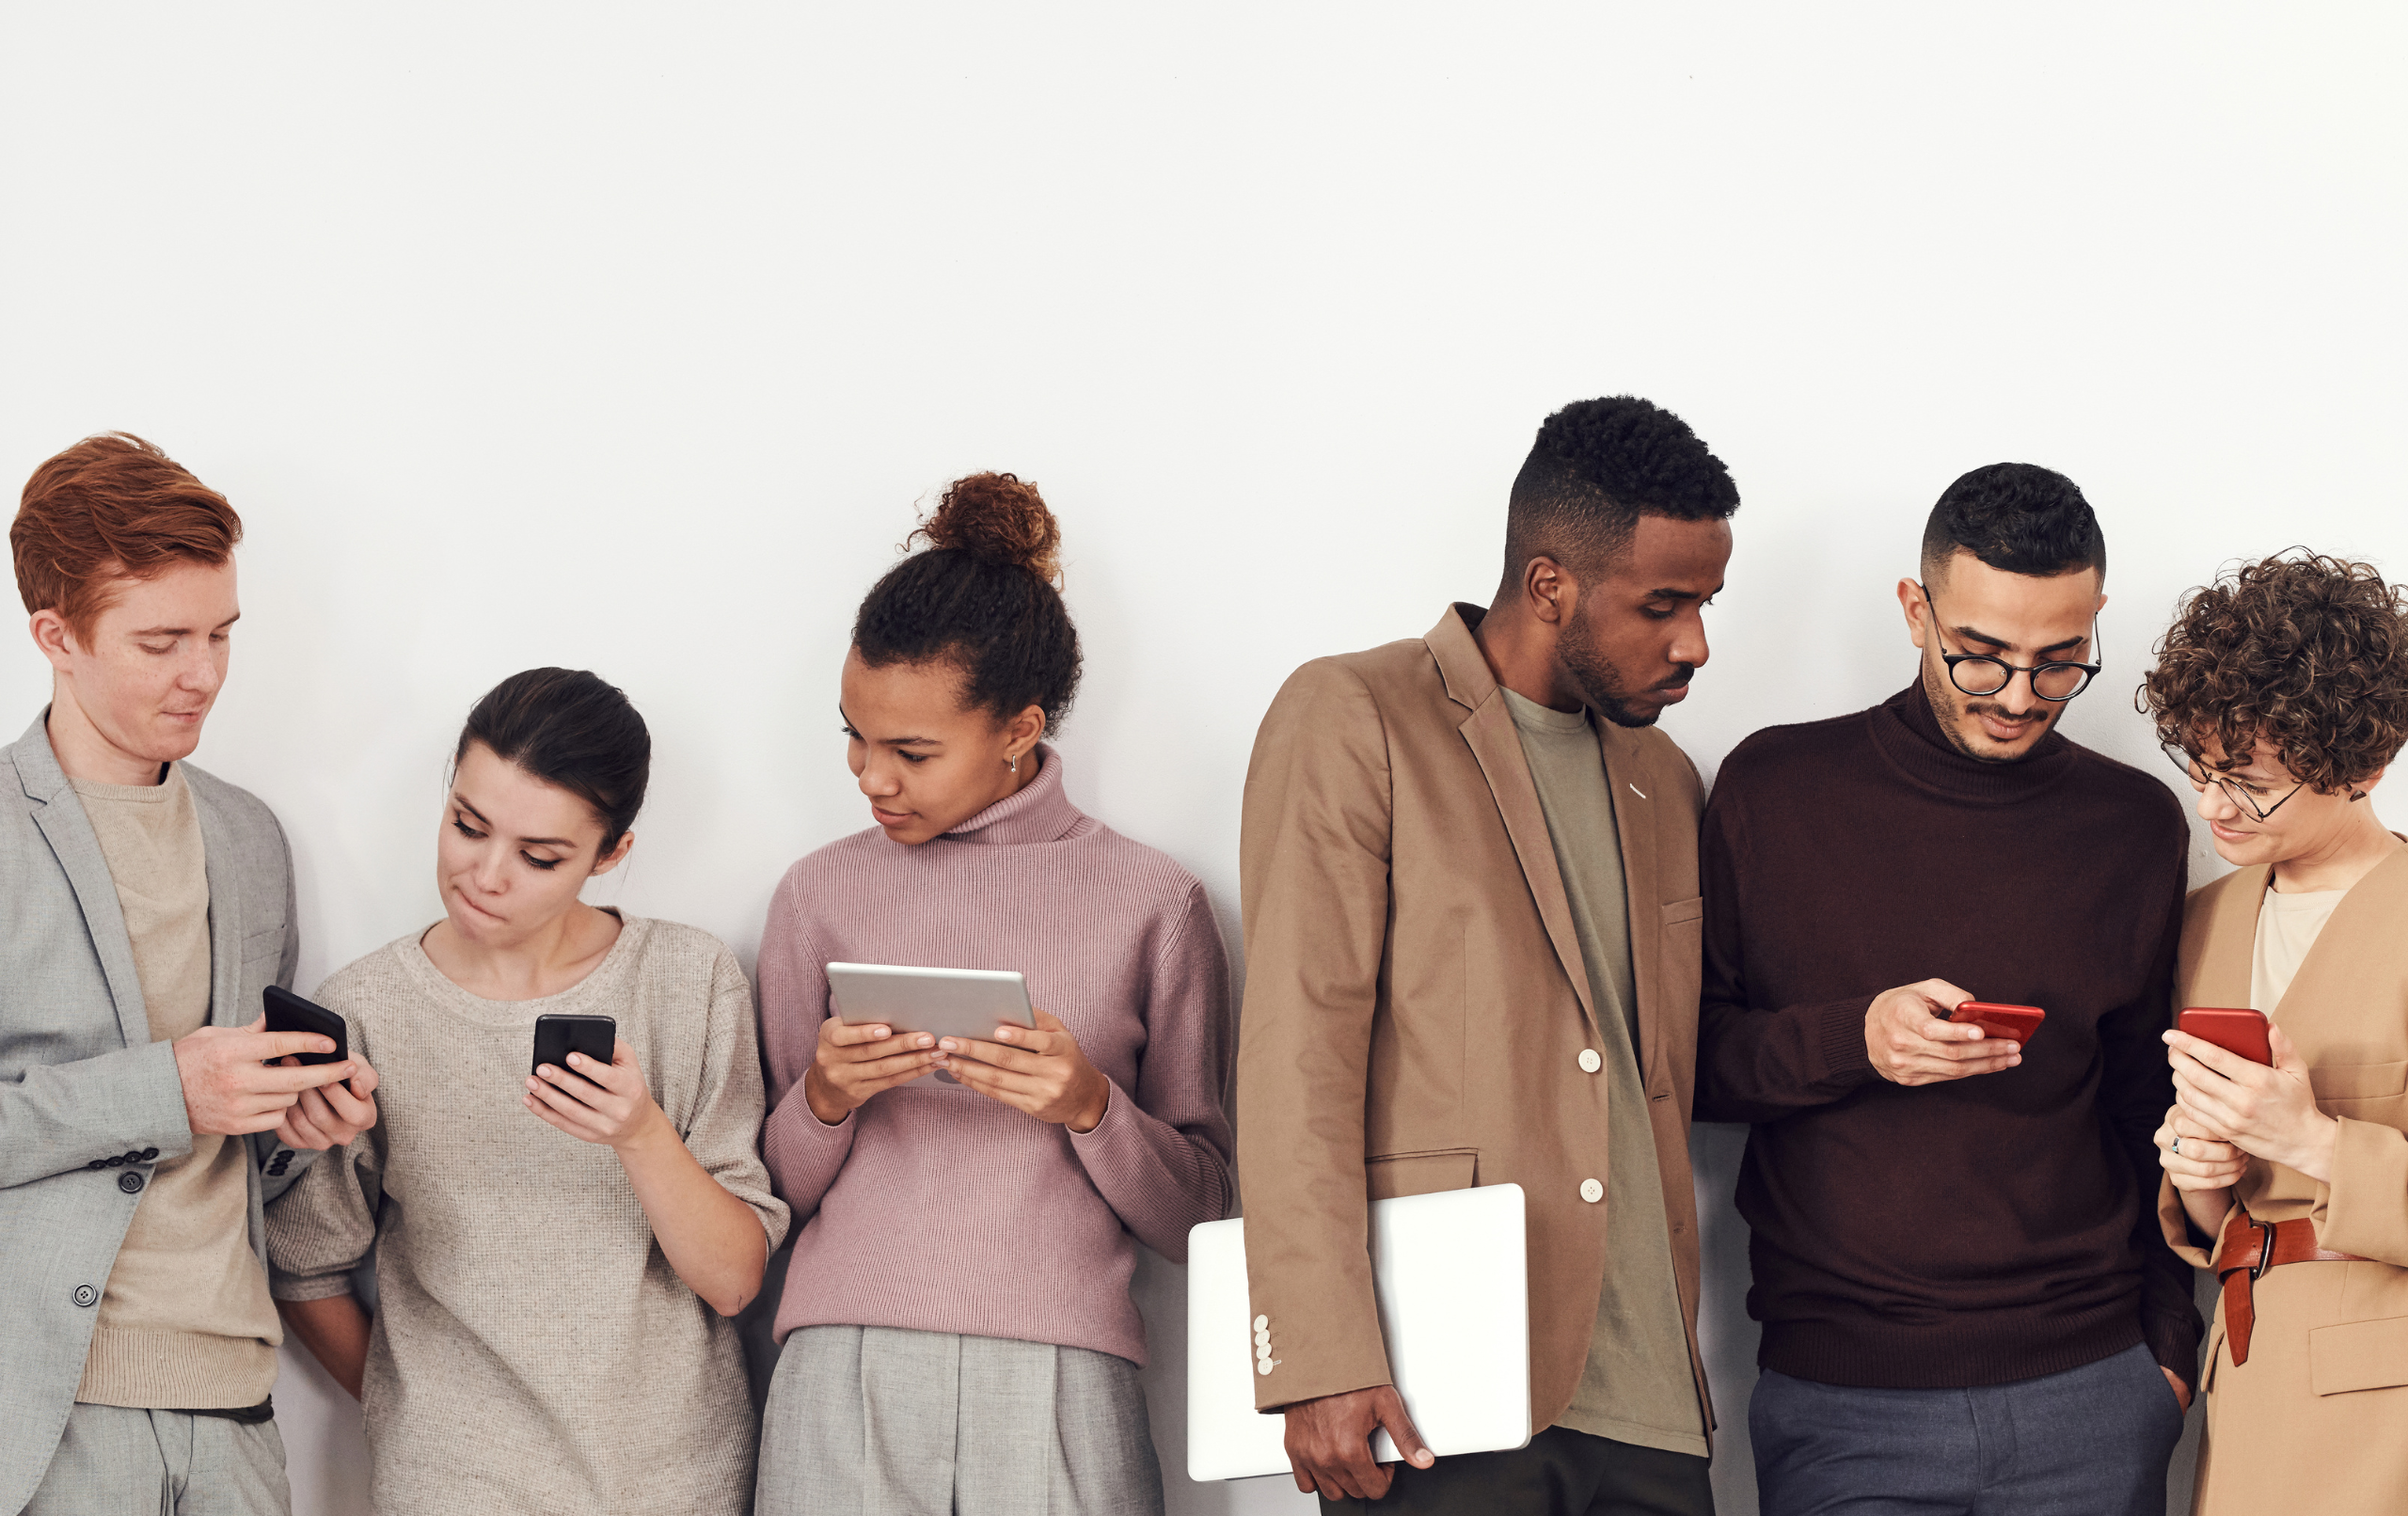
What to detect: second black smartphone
<box><xmin>531</xmin><ymin>1014</ymin><xmax>617</xmax><ymax>1078</ymax></box>
<box><xmin>262</xmin><ymin>985</ymin><xmax>348</xmax><ymax>1066</ymax></box>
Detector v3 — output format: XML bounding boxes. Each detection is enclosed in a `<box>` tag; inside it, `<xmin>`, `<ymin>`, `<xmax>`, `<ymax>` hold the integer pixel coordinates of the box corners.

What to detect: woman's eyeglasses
<box><xmin>2162</xmin><ymin>744</ymin><xmax>2305</xmax><ymax>821</ymax></box>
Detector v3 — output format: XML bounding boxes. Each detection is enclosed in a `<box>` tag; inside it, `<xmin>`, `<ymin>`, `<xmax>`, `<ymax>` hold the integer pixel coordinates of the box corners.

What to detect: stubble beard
<box><xmin>1921</xmin><ymin>656</ymin><xmax>2055</xmax><ymax>765</ymax></box>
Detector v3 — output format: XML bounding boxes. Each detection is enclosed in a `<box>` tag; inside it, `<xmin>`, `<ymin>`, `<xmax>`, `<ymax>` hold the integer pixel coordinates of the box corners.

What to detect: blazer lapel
<box><xmin>1600</xmin><ymin>724</ymin><xmax>1659</xmax><ymax>1082</ymax></box>
<box><xmin>2268</xmin><ymin>844</ymin><xmax>2408</xmax><ymax>1049</ymax></box>
<box><xmin>190</xmin><ymin>775</ymin><xmax>246</xmax><ymax>1029</ymax></box>
<box><xmin>1427</xmin><ymin>605</ymin><xmax>1603</xmax><ymax>1042</ymax></box>
<box><xmin>2185</xmin><ymin>864</ymin><xmax>2264</xmax><ymax>1011</ymax></box>
<box><xmin>10</xmin><ymin>713</ymin><xmax>153</xmax><ymax>1050</ymax></box>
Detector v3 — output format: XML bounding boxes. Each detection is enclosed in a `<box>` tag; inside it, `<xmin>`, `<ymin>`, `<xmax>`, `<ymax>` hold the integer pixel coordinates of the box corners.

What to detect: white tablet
<box><xmin>824</xmin><ymin>964</ymin><xmax>1037</xmax><ymax>1085</ymax></box>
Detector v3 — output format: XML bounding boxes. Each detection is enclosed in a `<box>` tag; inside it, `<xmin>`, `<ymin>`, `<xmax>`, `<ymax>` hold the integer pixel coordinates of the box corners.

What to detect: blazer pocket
<box><xmin>1365</xmin><ymin>1148</ymin><xmax>1477</xmax><ymax>1201</ymax></box>
<box><xmin>2310</xmin><ymin>1060</ymin><xmax>2408</xmax><ymax>1105</ymax></box>
<box><xmin>1661</xmin><ymin>895</ymin><xmax>1703</xmax><ymax>927</ymax></box>
<box><xmin>2309</xmin><ymin>1314</ymin><xmax>2408</xmax><ymax>1395</ymax></box>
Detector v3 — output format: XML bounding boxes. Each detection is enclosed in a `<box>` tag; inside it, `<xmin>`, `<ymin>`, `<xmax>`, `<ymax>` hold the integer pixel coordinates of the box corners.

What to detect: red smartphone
<box><xmin>1948</xmin><ymin>1001</ymin><xmax>2045</xmax><ymax>1045</ymax></box>
<box><xmin>2178</xmin><ymin>1007</ymin><xmax>2273</xmax><ymax>1066</ymax></box>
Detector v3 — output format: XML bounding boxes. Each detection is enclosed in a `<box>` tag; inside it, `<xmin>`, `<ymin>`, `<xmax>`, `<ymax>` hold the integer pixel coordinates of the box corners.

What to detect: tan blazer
<box><xmin>1235</xmin><ymin>605</ymin><xmax>1709</xmax><ymax>1434</ymax></box>
<box><xmin>2158</xmin><ymin>849</ymin><xmax>2408</xmax><ymax>1515</ymax></box>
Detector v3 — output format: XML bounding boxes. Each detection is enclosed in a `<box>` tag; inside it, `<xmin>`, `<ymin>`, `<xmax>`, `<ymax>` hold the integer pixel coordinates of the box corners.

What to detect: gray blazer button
<box><xmin>72</xmin><ymin>1285</ymin><xmax>98</xmax><ymax>1307</ymax></box>
<box><xmin>118</xmin><ymin>1172</ymin><xmax>145</xmax><ymax>1194</ymax></box>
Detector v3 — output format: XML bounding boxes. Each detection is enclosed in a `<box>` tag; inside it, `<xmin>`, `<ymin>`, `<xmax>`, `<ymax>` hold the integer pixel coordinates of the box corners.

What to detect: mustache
<box><xmin>1963</xmin><ymin>699</ymin><xmax>2052</xmax><ymax>724</ymax></box>
<box><xmin>1653</xmin><ymin>666</ymin><xmax>1696</xmax><ymax>692</ymax></box>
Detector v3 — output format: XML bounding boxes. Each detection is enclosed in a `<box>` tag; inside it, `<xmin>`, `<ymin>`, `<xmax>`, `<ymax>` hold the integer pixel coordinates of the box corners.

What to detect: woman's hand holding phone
<box><xmin>2163</xmin><ymin>1022</ymin><xmax>2338</xmax><ymax>1182</ymax></box>
<box><xmin>936</xmin><ymin>1009</ymin><xmax>1110</xmax><ymax>1133</ymax></box>
<box><xmin>802</xmin><ymin>1018</ymin><xmax>943</xmax><ymax>1125</ymax></box>
<box><xmin>526</xmin><ymin>1037</ymin><xmax>667</xmax><ymax>1149</ymax></box>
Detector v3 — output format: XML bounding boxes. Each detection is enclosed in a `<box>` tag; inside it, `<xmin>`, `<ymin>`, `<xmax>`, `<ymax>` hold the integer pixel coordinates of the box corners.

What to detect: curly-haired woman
<box><xmin>2140</xmin><ymin>552</ymin><xmax>2408</xmax><ymax>1513</ymax></box>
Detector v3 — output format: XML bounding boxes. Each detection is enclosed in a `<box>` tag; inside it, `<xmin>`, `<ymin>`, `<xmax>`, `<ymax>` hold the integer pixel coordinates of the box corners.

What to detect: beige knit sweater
<box><xmin>265</xmin><ymin>916</ymin><xmax>789</xmax><ymax>1516</ymax></box>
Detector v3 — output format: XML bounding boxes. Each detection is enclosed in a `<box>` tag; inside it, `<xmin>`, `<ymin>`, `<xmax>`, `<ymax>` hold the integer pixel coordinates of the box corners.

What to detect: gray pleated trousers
<box><xmin>756</xmin><ymin>1325</ymin><xmax>1164</xmax><ymax>1516</ymax></box>
<box><xmin>21</xmin><ymin>1404</ymin><xmax>289</xmax><ymax>1516</ymax></box>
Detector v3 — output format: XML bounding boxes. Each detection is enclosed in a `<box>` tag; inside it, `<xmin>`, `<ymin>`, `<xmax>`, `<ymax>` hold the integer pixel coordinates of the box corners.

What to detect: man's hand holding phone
<box><xmin>1864</xmin><ymin>979</ymin><xmax>2023</xmax><ymax>1085</ymax></box>
<box><xmin>174</xmin><ymin>1017</ymin><xmax>375</xmax><ymax>1144</ymax></box>
<box><xmin>801</xmin><ymin>1017</ymin><xmax>943</xmax><ymax>1126</ymax></box>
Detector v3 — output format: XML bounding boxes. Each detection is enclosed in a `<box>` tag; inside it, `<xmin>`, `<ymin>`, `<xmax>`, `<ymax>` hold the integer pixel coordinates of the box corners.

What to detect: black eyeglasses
<box><xmin>2163</xmin><ymin>744</ymin><xmax>2305</xmax><ymax>821</ymax></box>
<box><xmin>1918</xmin><ymin>584</ymin><xmax>2101</xmax><ymax>703</ymax></box>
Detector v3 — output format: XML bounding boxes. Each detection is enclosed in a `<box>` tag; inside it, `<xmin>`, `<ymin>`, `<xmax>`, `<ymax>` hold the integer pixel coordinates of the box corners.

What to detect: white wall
<box><xmin>6</xmin><ymin>6</ymin><xmax>2405</xmax><ymax>1512</ymax></box>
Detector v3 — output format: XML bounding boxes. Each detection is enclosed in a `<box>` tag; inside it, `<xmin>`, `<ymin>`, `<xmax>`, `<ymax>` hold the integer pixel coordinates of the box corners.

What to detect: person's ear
<box><xmin>1524</xmin><ymin>557</ymin><xmax>1569</xmax><ymax>626</ymax></box>
<box><xmin>1003</xmin><ymin>704</ymin><xmax>1046</xmax><ymax>765</ymax></box>
<box><xmin>29</xmin><ymin>609</ymin><xmax>77</xmax><ymax>672</ymax></box>
<box><xmin>1897</xmin><ymin>578</ymin><xmax>1931</xmax><ymax>651</ymax></box>
<box><xmin>591</xmin><ymin>830</ymin><xmax>635</xmax><ymax>876</ymax></box>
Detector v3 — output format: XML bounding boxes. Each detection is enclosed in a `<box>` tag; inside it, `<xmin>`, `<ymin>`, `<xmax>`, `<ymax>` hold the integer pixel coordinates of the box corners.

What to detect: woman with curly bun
<box><xmin>752</xmin><ymin>473</ymin><xmax>1233</xmax><ymax>1514</ymax></box>
<box><xmin>2140</xmin><ymin>552</ymin><xmax>2408</xmax><ymax>1513</ymax></box>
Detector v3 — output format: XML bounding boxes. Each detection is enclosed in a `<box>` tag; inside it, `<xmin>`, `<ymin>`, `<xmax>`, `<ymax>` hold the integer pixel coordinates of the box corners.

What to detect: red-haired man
<box><xmin>0</xmin><ymin>434</ymin><xmax>378</xmax><ymax>1516</ymax></box>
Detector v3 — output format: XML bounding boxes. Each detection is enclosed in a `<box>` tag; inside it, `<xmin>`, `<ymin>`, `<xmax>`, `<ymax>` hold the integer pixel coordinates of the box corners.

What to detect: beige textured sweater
<box><xmin>72</xmin><ymin>764</ymin><xmax>281</xmax><ymax>1409</ymax></box>
<box><xmin>265</xmin><ymin>916</ymin><xmax>790</xmax><ymax>1516</ymax></box>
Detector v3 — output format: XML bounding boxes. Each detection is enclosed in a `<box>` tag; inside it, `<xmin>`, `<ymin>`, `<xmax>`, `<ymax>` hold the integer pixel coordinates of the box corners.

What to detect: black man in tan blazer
<box><xmin>1237</xmin><ymin>397</ymin><xmax>1739</xmax><ymax>1515</ymax></box>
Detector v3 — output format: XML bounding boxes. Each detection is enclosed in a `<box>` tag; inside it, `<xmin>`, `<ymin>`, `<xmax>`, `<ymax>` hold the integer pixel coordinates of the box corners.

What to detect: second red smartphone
<box><xmin>2178</xmin><ymin>1006</ymin><xmax>2273</xmax><ymax>1066</ymax></box>
<box><xmin>1948</xmin><ymin>1001</ymin><xmax>2046</xmax><ymax>1045</ymax></box>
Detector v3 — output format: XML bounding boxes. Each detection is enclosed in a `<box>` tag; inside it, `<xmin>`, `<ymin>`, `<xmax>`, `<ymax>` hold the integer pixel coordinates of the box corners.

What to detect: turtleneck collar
<box><xmin>936</xmin><ymin>742</ymin><xmax>1095</xmax><ymax>846</ymax></box>
<box><xmin>1869</xmin><ymin>679</ymin><xmax>2077</xmax><ymax>805</ymax></box>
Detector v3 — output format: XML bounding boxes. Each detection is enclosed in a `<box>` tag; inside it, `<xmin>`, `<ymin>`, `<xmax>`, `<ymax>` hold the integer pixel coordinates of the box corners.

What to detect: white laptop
<box><xmin>1185</xmin><ymin>1183</ymin><xmax>1530</xmax><ymax>1482</ymax></box>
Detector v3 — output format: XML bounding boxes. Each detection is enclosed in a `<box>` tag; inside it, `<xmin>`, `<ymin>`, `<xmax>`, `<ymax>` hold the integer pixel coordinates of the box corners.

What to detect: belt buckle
<box><xmin>2244</xmin><ymin>1213</ymin><xmax>2276</xmax><ymax>1281</ymax></box>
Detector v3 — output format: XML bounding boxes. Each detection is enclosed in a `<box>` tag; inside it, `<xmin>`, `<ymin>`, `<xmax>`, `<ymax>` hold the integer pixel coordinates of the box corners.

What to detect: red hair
<box><xmin>13</xmin><ymin>434</ymin><xmax>242</xmax><ymax>641</ymax></box>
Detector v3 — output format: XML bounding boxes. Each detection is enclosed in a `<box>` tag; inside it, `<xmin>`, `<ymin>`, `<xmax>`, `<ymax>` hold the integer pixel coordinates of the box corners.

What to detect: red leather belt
<box><xmin>2211</xmin><ymin>1209</ymin><xmax>2364</xmax><ymax>1366</ymax></box>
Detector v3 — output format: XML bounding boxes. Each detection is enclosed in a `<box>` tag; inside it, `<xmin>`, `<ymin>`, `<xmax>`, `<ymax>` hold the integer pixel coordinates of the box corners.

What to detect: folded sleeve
<box><xmin>2316</xmin><ymin>1115</ymin><xmax>2408</xmax><ymax>1266</ymax></box>
<box><xmin>1067</xmin><ymin>882</ymin><xmax>1234</xmax><ymax>1262</ymax></box>
<box><xmin>688</xmin><ymin>947</ymin><xmax>791</xmax><ymax>1251</ymax></box>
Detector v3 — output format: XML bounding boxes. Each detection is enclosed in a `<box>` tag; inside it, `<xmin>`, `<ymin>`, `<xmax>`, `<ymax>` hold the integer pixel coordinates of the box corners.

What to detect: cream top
<box><xmin>71</xmin><ymin>763</ymin><xmax>280</xmax><ymax>1409</ymax></box>
<box><xmin>2252</xmin><ymin>884</ymin><xmax>2348</xmax><ymax>1015</ymax></box>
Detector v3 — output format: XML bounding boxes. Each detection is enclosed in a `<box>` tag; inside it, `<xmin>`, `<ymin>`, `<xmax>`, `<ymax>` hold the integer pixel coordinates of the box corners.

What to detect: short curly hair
<box><xmin>1503</xmin><ymin>396</ymin><xmax>1738</xmax><ymax>581</ymax></box>
<box><xmin>2139</xmin><ymin>551</ymin><xmax>2408</xmax><ymax>793</ymax></box>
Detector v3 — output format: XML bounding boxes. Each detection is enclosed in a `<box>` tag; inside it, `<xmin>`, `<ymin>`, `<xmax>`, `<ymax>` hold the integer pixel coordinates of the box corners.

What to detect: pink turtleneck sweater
<box><xmin>756</xmin><ymin>747</ymin><xmax>1235</xmax><ymax>1366</ymax></box>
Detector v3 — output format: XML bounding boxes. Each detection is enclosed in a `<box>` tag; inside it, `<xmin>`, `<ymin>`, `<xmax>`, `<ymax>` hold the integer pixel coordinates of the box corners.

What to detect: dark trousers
<box><xmin>1749</xmin><ymin>1341</ymin><xmax>2186</xmax><ymax>1516</ymax></box>
<box><xmin>1319</xmin><ymin>1427</ymin><xmax>1715</xmax><ymax>1516</ymax></box>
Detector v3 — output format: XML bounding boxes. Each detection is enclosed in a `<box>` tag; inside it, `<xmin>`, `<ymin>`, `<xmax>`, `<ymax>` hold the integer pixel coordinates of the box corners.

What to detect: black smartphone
<box><xmin>262</xmin><ymin>985</ymin><xmax>348</xmax><ymax>1066</ymax></box>
<box><xmin>531</xmin><ymin>1014</ymin><xmax>617</xmax><ymax>1079</ymax></box>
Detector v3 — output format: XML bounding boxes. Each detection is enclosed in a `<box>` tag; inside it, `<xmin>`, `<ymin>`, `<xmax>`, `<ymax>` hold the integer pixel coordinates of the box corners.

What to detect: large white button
<box><xmin>1578</xmin><ymin>1049</ymin><xmax>1602</xmax><ymax>1074</ymax></box>
<box><xmin>1254</xmin><ymin>1329</ymin><xmax>1271</xmax><ymax>1348</ymax></box>
<box><xmin>1253</xmin><ymin>1315</ymin><xmax>1268</xmax><ymax>1332</ymax></box>
<box><xmin>1257</xmin><ymin>1358</ymin><xmax>1275</xmax><ymax>1376</ymax></box>
<box><xmin>1579</xmin><ymin>1177</ymin><xmax>1604</xmax><ymax>1204</ymax></box>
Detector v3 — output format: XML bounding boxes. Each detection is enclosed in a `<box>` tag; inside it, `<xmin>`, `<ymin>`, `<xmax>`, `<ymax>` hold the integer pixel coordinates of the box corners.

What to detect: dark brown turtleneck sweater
<box><xmin>1694</xmin><ymin>683</ymin><xmax>2200</xmax><ymax>1388</ymax></box>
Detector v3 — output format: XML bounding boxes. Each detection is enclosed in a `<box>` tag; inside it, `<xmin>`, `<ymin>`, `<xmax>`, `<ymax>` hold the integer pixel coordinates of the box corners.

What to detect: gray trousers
<box><xmin>1750</xmin><ymin>1341</ymin><xmax>2187</xmax><ymax>1516</ymax></box>
<box><xmin>756</xmin><ymin>1325</ymin><xmax>1164</xmax><ymax>1516</ymax></box>
<box><xmin>21</xmin><ymin>1404</ymin><xmax>289</xmax><ymax>1516</ymax></box>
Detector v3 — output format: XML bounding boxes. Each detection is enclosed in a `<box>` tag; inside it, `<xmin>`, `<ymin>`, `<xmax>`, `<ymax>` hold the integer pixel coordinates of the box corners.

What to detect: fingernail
<box><xmin>917</xmin><ymin>1035</ymin><xmax>933</xmax><ymax>1048</ymax></box>
<box><xmin>939</xmin><ymin>1039</ymin><xmax>954</xmax><ymax>1051</ymax></box>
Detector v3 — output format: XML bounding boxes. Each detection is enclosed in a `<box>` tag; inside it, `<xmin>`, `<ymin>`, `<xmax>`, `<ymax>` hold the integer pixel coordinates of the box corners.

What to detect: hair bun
<box><xmin>912</xmin><ymin>472</ymin><xmax>1062</xmax><ymax>586</ymax></box>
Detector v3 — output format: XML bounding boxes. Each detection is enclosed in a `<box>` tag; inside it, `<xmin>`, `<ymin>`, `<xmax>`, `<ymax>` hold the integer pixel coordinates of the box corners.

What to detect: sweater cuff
<box><xmin>2145</xmin><ymin>1306</ymin><xmax>2205</xmax><ymax>1386</ymax></box>
<box><xmin>1812</xmin><ymin>997</ymin><xmax>1879</xmax><ymax>1086</ymax></box>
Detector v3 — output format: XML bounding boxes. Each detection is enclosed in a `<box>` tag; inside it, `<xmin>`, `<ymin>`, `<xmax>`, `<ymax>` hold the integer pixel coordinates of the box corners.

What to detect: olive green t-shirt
<box><xmin>1503</xmin><ymin>689</ymin><xmax>1704</xmax><ymax>1457</ymax></box>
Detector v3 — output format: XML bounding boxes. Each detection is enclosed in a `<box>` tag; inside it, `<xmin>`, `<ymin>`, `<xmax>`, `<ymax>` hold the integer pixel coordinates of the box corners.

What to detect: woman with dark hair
<box><xmin>2141</xmin><ymin>554</ymin><xmax>2408</xmax><ymax>1513</ymax></box>
<box><xmin>264</xmin><ymin>668</ymin><xmax>789</xmax><ymax>1515</ymax></box>
<box><xmin>753</xmin><ymin>474</ymin><xmax>1233</xmax><ymax>1515</ymax></box>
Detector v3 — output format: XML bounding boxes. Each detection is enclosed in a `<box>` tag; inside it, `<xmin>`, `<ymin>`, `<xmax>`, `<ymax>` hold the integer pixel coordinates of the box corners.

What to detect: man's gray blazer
<box><xmin>0</xmin><ymin>712</ymin><xmax>309</xmax><ymax>1515</ymax></box>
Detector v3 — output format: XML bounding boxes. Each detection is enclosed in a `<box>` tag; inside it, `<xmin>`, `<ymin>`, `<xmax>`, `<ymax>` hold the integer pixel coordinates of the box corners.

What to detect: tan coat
<box><xmin>2159</xmin><ymin>848</ymin><xmax>2408</xmax><ymax>1514</ymax></box>
<box><xmin>1236</xmin><ymin>605</ymin><xmax>1709</xmax><ymax>1435</ymax></box>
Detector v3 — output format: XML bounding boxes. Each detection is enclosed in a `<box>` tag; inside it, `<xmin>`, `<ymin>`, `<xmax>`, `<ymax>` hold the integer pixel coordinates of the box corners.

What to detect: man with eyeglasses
<box><xmin>1693</xmin><ymin>463</ymin><xmax>2199</xmax><ymax>1516</ymax></box>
